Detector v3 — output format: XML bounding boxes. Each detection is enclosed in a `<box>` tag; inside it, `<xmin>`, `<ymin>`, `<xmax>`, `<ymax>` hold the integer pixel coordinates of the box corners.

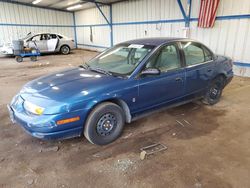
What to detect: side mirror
<box><xmin>140</xmin><ymin>68</ymin><xmax>161</xmax><ymax>76</ymax></box>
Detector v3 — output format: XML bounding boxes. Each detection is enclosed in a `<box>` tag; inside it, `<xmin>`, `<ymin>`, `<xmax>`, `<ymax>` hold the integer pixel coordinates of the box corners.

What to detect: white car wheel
<box><xmin>60</xmin><ymin>45</ymin><xmax>70</xmax><ymax>55</ymax></box>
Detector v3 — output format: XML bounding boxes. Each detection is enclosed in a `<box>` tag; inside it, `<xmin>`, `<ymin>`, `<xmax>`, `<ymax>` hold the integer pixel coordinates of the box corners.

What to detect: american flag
<box><xmin>198</xmin><ymin>0</ymin><xmax>221</xmax><ymax>28</ymax></box>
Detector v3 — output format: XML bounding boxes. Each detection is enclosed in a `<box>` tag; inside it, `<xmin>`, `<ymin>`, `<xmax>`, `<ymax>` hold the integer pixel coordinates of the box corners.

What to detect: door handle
<box><xmin>175</xmin><ymin>77</ymin><xmax>182</xmax><ymax>82</ymax></box>
<box><xmin>207</xmin><ymin>69</ymin><xmax>212</xmax><ymax>72</ymax></box>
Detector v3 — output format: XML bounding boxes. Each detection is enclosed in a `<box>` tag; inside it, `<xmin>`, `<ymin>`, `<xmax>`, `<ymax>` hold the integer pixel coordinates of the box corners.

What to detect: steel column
<box><xmin>95</xmin><ymin>2</ymin><xmax>113</xmax><ymax>47</ymax></box>
<box><xmin>73</xmin><ymin>12</ymin><xmax>78</xmax><ymax>48</ymax></box>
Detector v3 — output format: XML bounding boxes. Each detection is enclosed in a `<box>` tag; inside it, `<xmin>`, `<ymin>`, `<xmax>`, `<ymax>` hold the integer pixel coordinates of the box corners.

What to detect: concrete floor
<box><xmin>0</xmin><ymin>50</ymin><xmax>250</xmax><ymax>188</ymax></box>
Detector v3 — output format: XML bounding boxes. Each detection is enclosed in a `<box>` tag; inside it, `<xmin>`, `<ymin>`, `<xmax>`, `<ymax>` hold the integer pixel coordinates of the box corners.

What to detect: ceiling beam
<box><xmin>81</xmin><ymin>0</ymin><xmax>111</xmax><ymax>6</ymax></box>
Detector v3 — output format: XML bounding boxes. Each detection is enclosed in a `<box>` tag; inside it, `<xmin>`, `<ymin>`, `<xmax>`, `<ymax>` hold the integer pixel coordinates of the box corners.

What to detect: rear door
<box><xmin>180</xmin><ymin>42</ymin><xmax>215</xmax><ymax>97</ymax></box>
<box><xmin>136</xmin><ymin>43</ymin><xmax>185</xmax><ymax>113</ymax></box>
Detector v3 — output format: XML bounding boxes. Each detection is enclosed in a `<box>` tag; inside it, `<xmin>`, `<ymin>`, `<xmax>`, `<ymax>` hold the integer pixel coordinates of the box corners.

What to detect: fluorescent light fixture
<box><xmin>32</xmin><ymin>0</ymin><xmax>42</xmax><ymax>4</ymax></box>
<box><xmin>67</xmin><ymin>4</ymin><xmax>82</xmax><ymax>10</ymax></box>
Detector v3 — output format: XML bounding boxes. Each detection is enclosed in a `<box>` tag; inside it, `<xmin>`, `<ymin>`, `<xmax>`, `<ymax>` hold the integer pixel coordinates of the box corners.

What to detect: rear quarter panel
<box><xmin>213</xmin><ymin>55</ymin><xmax>233</xmax><ymax>79</ymax></box>
<box><xmin>57</xmin><ymin>40</ymin><xmax>76</xmax><ymax>51</ymax></box>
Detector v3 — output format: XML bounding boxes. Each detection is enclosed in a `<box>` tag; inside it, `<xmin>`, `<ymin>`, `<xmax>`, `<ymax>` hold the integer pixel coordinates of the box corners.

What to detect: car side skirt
<box><xmin>131</xmin><ymin>96</ymin><xmax>202</xmax><ymax>122</ymax></box>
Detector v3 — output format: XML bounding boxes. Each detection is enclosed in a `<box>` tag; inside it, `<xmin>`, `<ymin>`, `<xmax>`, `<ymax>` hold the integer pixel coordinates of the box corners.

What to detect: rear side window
<box><xmin>50</xmin><ymin>34</ymin><xmax>57</xmax><ymax>39</ymax></box>
<box><xmin>181</xmin><ymin>42</ymin><xmax>205</xmax><ymax>66</ymax></box>
<box><xmin>203</xmin><ymin>47</ymin><xmax>213</xmax><ymax>61</ymax></box>
<box><xmin>57</xmin><ymin>35</ymin><xmax>63</xmax><ymax>39</ymax></box>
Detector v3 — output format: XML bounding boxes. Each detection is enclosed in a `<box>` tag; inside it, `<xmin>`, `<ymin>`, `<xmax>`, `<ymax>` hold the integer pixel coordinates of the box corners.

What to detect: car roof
<box><xmin>31</xmin><ymin>33</ymin><xmax>63</xmax><ymax>36</ymax></box>
<box><xmin>122</xmin><ymin>37</ymin><xmax>197</xmax><ymax>46</ymax></box>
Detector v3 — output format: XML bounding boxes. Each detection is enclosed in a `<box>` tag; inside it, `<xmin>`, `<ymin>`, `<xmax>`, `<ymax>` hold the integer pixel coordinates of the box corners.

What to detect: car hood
<box><xmin>20</xmin><ymin>68</ymin><xmax>122</xmax><ymax>114</ymax></box>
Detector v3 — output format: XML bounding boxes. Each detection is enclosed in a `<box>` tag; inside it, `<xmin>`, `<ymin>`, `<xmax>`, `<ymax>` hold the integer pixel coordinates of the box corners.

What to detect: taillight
<box><xmin>229</xmin><ymin>59</ymin><xmax>233</xmax><ymax>67</ymax></box>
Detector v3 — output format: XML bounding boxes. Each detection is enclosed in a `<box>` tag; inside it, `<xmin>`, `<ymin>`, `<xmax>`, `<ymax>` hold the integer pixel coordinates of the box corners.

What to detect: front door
<box><xmin>136</xmin><ymin>43</ymin><xmax>185</xmax><ymax>113</ymax></box>
<box><xmin>28</xmin><ymin>34</ymin><xmax>48</xmax><ymax>52</ymax></box>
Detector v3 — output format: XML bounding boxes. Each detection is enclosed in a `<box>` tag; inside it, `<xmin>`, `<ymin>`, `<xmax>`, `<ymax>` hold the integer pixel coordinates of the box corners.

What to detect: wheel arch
<box><xmin>60</xmin><ymin>44</ymin><xmax>70</xmax><ymax>52</ymax></box>
<box><xmin>85</xmin><ymin>98</ymin><xmax>132</xmax><ymax>124</ymax></box>
<box><xmin>213</xmin><ymin>73</ymin><xmax>227</xmax><ymax>87</ymax></box>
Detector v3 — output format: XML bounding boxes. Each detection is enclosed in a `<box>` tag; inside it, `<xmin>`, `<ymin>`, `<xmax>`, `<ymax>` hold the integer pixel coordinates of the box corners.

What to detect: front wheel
<box><xmin>15</xmin><ymin>56</ymin><xmax>23</xmax><ymax>63</ymax></box>
<box><xmin>84</xmin><ymin>102</ymin><xmax>125</xmax><ymax>145</ymax></box>
<box><xmin>202</xmin><ymin>76</ymin><xmax>225</xmax><ymax>105</ymax></box>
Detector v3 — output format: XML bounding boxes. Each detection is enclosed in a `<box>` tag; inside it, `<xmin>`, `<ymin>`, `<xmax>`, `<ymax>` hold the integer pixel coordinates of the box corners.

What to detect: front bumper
<box><xmin>7</xmin><ymin>96</ymin><xmax>88</xmax><ymax>140</ymax></box>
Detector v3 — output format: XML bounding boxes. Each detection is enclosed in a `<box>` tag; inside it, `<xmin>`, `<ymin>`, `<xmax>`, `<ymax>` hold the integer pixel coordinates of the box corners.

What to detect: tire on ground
<box><xmin>60</xmin><ymin>45</ymin><xmax>70</xmax><ymax>55</ymax></box>
<box><xmin>84</xmin><ymin>102</ymin><xmax>125</xmax><ymax>145</ymax></box>
<box><xmin>202</xmin><ymin>76</ymin><xmax>225</xmax><ymax>105</ymax></box>
<box><xmin>15</xmin><ymin>56</ymin><xmax>23</xmax><ymax>63</ymax></box>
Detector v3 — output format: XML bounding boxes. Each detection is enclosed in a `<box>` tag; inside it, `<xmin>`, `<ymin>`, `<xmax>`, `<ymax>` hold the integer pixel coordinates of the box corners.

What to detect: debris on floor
<box><xmin>140</xmin><ymin>151</ymin><xmax>147</xmax><ymax>160</ymax></box>
<box><xmin>92</xmin><ymin>151</ymin><xmax>111</xmax><ymax>158</ymax></box>
<box><xmin>27</xmin><ymin>179</ymin><xmax>34</xmax><ymax>185</ymax></box>
<box><xmin>140</xmin><ymin>143</ymin><xmax>167</xmax><ymax>160</ymax></box>
<box><xmin>176</xmin><ymin>120</ymin><xmax>185</xmax><ymax>127</ymax></box>
<box><xmin>176</xmin><ymin>119</ymin><xmax>193</xmax><ymax>127</ymax></box>
<box><xmin>114</xmin><ymin>159</ymin><xmax>134</xmax><ymax>172</ymax></box>
<box><xmin>122</xmin><ymin>133</ymin><xmax>133</xmax><ymax>139</ymax></box>
<box><xmin>183</xmin><ymin>119</ymin><xmax>192</xmax><ymax>126</ymax></box>
<box><xmin>39</xmin><ymin>146</ymin><xmax>59</xmax><ymax>153</ymax></box>
<box><xmin>0</xmin><ymin>157</ymin><xmax>5</xmax><ymax>163</ymax></box>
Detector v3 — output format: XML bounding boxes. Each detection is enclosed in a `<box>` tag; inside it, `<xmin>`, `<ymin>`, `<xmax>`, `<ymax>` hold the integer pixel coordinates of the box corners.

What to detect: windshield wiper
<box><xmin>89</xmin><ymin>67</ymin><xmax>112</xmax><ymax>76</ymax></box>
<box><xmin>79</xmin><ymin>63</ymin><xmax>89</xmax><ymax>70</ymax></box>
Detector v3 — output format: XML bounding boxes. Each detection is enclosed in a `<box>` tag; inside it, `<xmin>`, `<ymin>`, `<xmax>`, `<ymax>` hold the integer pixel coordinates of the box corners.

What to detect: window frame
<box><xmin>179</xmin><ymin>41</ymin><xmax>214</xmax><ymax>68</ymax></box>
<box><xmin>140</xmin><ymin>42</ymin><xmax>184</xmax><ymax>75</ymax></box>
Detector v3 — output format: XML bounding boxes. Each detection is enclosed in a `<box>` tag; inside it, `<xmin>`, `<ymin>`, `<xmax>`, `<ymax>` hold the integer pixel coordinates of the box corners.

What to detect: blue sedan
<box><xmin>8</xmin><ymin>38</ymin><xmax>233</xmax><ymax>145</ymax></box>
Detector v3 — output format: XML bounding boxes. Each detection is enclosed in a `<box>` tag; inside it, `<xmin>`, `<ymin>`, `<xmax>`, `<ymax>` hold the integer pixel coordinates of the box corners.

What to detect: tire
<box><xmin>15</xmin><ymin>56</ymin><xmax>23</xmax><ymax>63</ymax></box>
<box><xmin>202</xmin><ymin>76</ymin><xmax>225</xmax><ymax>105</ymax></box>
<box><xmin>60</xmin><ymin>45</ymin><xmax>70</xmax><ymax>55</ymax></box>
<box><xmin>84</xmin><ymin>102</ymin><xmax>125</xmax><ymax>145</ymax></box>
<box><xmin>30</xmin><ymin>56</ymin><xmax>37</xmax><ymax>61</ymax></box>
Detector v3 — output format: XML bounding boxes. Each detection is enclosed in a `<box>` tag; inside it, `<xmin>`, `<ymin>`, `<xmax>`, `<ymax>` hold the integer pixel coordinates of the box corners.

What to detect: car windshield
<box><xmin>86</xmin><ymin>44</ymin><xmax>154</xmax><ymax>76</ymax></box>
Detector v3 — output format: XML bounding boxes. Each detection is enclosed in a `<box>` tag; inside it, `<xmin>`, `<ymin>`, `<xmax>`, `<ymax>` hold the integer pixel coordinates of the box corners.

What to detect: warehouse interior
<box><xmin>0</xmin><ymin>0</ymin><xmax>250</xmax><ymax>187</ymax></box>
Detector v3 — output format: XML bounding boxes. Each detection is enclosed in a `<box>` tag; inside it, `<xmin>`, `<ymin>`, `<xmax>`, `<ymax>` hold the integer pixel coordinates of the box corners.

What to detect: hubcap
<box><xmin>62</xmin><ymin>47</ymin><xmax>69</xmax><ymax>54</ymax></box>
<box><xmin>210</xmin><ymin>83</ymin><xmax>221</xmax><ymax>99</ymax></box>
<box><xmin>96</xmin><ymin>113</ymin><xmax>117</xmax><ymax>136</ymax></box>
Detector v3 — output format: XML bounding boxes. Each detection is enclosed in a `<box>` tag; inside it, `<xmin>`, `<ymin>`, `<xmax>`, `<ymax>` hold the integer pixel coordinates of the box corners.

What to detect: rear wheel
<box><xmin>15</xmin><ymin>56</ymin><xmax>23</xmax><ymax>63</ymax></box>
<box><xmin>30</xmin><ymin>56</ymin><xmax>37</xmax><ymax>61</ymax></box>
<box><xmin>60</xmin><ymin>45</ymin><xmax>70</xmax><ymax>55</ymax></box>
<box><xmin>84</xmin><ymin>102</ymin><xmax>125</xmax><ymax>145</ymax></box>
<box><xmin>202</xmin><ymin>76</ymin><xmax>225</xmax><ymax>105</ymax></box>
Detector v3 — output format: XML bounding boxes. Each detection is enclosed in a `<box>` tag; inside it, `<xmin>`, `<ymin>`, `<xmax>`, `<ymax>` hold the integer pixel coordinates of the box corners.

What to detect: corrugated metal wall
<box><xmin>0</xmin><ymin>1</ymin><xmax>74</xmax><ymax>45</ymax></box>
<box><xmin>190</xmin><ymin>0</ymin><xmax>250</xmax><ymax>76</ymax></box>
<box><xmin>75</xmin><ymin>6</ymin><xmax>111</xmax><ymax>50</ymax></box>
<box><xmin>113</xmin><ymin>0</ymin><xmax>185</xmax><ymax>44</ymax></box>
<box><xmin>74</xmin><ymin>0</ymin><xmax>250</xmax><ymax>73</ymax></box>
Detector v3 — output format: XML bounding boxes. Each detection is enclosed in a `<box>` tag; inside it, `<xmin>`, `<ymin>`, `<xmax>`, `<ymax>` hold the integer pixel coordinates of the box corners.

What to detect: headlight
<box><xmin>24</xmin><ymin>101</ymin><xmax>44</xmax><ymax>115</ymax></box>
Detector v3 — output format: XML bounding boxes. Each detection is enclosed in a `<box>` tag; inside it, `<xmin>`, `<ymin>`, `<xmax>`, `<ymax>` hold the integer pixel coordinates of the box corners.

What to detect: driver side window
<box><xmin>146</xmin><ymin>44</ymin><xmax>181</xmax><ymax>72</ymax></box>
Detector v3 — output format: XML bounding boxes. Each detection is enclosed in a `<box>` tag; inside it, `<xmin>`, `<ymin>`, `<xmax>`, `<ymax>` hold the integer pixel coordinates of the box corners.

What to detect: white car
<box><xmin>0</xmin><ymin>33</ymin><xmax>75</xmax><ymax>55</ymax></box>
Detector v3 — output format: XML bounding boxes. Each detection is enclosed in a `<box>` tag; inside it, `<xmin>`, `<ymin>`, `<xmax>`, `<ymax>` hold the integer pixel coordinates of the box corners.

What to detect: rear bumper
<box><xmin>225</xmin><ymin>76</ymin><xmax>233</xmax><ymax>86</ymax></box>
<box><xmin>0</xmin><ymin>47</ymin><xmax>13</xmax><ymax>55</ymax></box>
<box><xmin>224</xmin><ymin>70</ymin><xmax>234</xmax><ymax>87</ymax></box>
<box><xmin>7</xmin><ymin>101</ymin><xmax>87</xmax><ymax>140</ymax></box>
